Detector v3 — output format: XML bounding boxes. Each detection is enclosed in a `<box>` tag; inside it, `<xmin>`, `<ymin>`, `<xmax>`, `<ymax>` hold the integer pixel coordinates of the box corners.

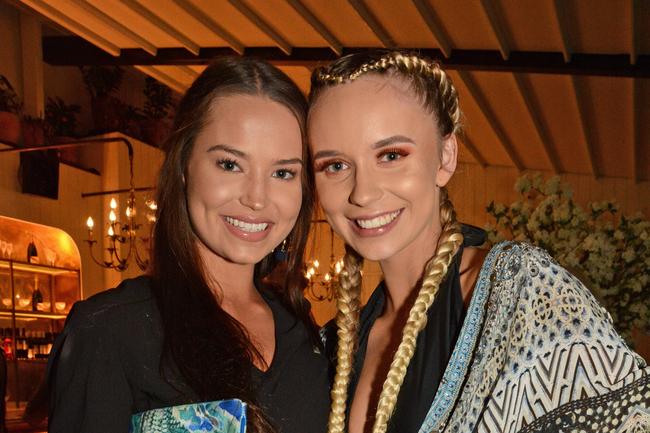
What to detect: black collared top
<box><xmin>48</xmin><ymin>276</ymin><xmax>330</xmax><ymax>433</ymax></box>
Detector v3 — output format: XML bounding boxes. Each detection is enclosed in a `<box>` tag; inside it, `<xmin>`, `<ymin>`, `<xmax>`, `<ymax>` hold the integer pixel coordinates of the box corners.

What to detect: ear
<box><xmin>435</xmin><ymin>134</ymin><xmax>458</xmax><ymax>187</ymax></box>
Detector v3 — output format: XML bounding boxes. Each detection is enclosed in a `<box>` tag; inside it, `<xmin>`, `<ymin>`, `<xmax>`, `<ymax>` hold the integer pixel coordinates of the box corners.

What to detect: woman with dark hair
<box><xmin>308</xmin><ymin>50</ymin><xmax>649</xmax><ymax>433</ymax></box>
<box><xmin>48</xmin><ymin>57</ymin><xmax>330</xmax><ymax>433</ymax></box>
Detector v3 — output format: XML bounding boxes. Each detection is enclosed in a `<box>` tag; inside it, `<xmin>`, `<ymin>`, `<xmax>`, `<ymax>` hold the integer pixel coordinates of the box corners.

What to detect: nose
<box><xmin>349</xmin><ymin>167</ymin><xmax>382</xmax><ymax>207</ymax></box>
<box><xmin>240</xmin><ymin>172</ymin><xmax>267</xmax><ymax>211</ymax></box>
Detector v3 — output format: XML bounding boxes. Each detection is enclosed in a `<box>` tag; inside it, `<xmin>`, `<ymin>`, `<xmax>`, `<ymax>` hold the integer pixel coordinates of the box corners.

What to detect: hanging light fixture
<box><xmin>84</xmin><ymin>191</ymin><xmax>157</xmax><ymax>272</ymax></box>
<box><xmin>304</xmin><ymin>225</ymin><xmax>344</xmax><ymax>302</ymax></box>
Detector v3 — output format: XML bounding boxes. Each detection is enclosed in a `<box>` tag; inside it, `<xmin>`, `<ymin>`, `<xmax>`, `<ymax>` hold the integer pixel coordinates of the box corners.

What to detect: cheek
<box><xmin>273</xmin><ymin>182</ymin><xmax>303</xmax><ymax>221</ymax></box>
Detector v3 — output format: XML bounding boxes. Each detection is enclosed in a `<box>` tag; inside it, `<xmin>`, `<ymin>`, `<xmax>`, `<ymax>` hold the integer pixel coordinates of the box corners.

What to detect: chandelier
<box><xmin>85</xmin><ymin>192</ymin><xmax>157</xmax><ymax>272</ymax></box>
<box><xmin>304</xmin><ymin>225</ymin><xmax>344</xmax><ymax>302</ymax></box>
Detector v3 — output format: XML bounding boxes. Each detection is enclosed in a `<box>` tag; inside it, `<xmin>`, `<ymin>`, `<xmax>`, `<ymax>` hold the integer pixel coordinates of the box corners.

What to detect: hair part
<box><xmin>310</xmin><ymin>51</ymin><xmax>465</xmax><ymax>433</ymax></box>
<box><xmin>152</xmin><ymin>57</ymin><xmax>315</xmax><ymax>433</ymax></box>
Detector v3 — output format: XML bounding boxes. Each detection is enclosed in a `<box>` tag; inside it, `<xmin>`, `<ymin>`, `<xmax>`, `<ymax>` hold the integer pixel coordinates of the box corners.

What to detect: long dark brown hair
<box><xmin>151</xmin><ymin>57</ymin><xmax>315</xmax><ymax>433</ymax></box>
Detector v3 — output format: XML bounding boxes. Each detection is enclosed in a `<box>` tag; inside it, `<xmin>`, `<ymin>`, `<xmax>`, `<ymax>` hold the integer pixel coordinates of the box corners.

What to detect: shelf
<box><xmin>0</xmin><ymin>310</ymin><xmax>68</xmax><ymax>320</ymax></box>
<box><xmin>0</xmin><ymin>259</ymin><xmax>79</xmax><ymax>276</ymax></box>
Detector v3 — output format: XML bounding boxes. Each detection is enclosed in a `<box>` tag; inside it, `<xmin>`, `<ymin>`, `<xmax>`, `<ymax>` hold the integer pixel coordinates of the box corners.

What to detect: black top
<box><xmin>325</xmin><ymin>225</ymin><xmax>486</xmax><ymax>433</ymax></box>
<box><xmin>48</xmin><ymin>276</ymin><xmax>330</xmax><ymax>433</ymax></box>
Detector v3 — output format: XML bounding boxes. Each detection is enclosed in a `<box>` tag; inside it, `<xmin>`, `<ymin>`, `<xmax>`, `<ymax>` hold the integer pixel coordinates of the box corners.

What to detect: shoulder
<box><xmin>66</xmin><ymin>275</ymin><xmax>157</xmax><ymax>331</ymax></box>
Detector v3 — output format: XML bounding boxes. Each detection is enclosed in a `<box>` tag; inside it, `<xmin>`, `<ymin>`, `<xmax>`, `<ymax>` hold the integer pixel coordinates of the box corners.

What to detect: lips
<box><xmin>349</xmin><ymin>209</ymin><xmax>403</xmax><ymax>237</ymax></box>
<box><xmin>223</xmin><ymin>215</ymin><xmax>273</xmax><ymax>241</ymax></box>
<box><xmin>355</xmin><ymin>209</ymin><xmax>401</xmax><ymax>229</ymax></box>
<box><xmin>225</xmin><ymin>216</ymin><xmax>269</xmax><ymax>233</ymax></box>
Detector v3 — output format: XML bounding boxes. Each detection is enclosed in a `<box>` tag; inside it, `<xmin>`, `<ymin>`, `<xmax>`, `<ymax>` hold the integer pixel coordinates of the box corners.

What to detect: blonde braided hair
<box><xmin>328</xmin><ymin>244</ymin><xmax>363</xmax><ymax>433</ymax></box>
<box><xmin>311</xmin><ymin>51</ymin><xmax>465</xmax><ymax>433</ymax></box>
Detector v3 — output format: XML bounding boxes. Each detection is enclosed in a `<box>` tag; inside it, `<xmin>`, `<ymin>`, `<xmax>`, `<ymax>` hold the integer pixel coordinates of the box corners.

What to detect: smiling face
<box><xmin>309</xmin><ymin>74</ymin><xmax>457</xmax><ymax>263</ymax></box>
<box><xmin>186</xmin><ymin>94</ymin><xmax>304</xmax><ymax>266</ymax></box>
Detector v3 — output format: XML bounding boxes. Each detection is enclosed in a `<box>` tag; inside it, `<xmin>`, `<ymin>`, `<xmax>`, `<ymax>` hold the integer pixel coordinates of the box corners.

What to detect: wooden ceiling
<box><xmin>14</xmin><ymin>0</ymin><xmax>650</xmax><ymax>181</ymax></box>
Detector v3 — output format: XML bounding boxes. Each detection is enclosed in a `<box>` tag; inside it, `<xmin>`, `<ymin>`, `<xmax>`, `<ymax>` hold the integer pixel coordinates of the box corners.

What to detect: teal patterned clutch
<box><xmin>129</xmin><ymin>399</ymin><xmax>247</xmax><ymax>433</ymax></box>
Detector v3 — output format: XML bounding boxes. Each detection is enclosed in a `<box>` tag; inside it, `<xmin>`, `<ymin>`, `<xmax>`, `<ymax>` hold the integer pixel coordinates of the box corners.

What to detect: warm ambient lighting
<box><xmin>304</xmin><ymin>226</ymin><xmax>343</xmax><ymax>302</ymax></box>
<box><xmin>84</xmin><ymin>192</ymin><xmax>157</xmax><ymax>272</ymax></box>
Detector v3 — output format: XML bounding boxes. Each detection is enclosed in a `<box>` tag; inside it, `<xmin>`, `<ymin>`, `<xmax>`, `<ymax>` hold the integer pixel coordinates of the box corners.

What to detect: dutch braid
<box><xmin>312</xmin><ymin>51</ymin><xmax>466</xmax><ymax>433</ymax></box>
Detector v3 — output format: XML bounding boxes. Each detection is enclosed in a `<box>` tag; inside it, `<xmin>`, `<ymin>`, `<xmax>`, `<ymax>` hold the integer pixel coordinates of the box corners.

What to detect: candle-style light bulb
<box><xmin>109</xmin><ymin>210</ymin><xmax>117</xmax><ymax>222</ymax></box>
<box><xmin>110</xmin><ymin>198</ymin><xmax>117</xmax><ymax>209</ymax></box>
<box><xmin>313</xmin><ymin>260</ymin><xmax>320</xmax><ymax>268</ymax></box>
<box><xmin>324</xmin><ymin>273</ymin><xmax>331</xmax><ymax>282</ymax></box>
<box><xmin>108</xmin><ymin>226</ymin><xmax>115</xmax><ymax>237</ymax></box>
<box><xmin>86</xmin><ymin>217</ymin><xmax>94</xmax><ymax>230</ymax></box>
<box><xmin>125</xmin><ymin>207</ymin><xmax>132</xmax><ymax>218</ymax></box>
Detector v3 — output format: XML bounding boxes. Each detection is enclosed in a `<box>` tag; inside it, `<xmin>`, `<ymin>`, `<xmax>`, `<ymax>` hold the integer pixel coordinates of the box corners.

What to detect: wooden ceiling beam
<box><xmin>73</xmin><ymin>0</ymin><xmax>157</xmax><ymax>55</ymax></box>
<box><xmin>135</xmin><ymin>66</ymin><xmax>186</xmax><ymax>94</ymax></box>
<box><xmin>41</xmin><ymin>37</ymin><xmax>650</xmax><ymax>78</ymax></box>
<box><xmin>286</xmin><ymin>0</ymin><xmax>342</xmax><ymax>56</ymax></box>
<box><xmin>173</xmin><ymin>0</ymin><xmax>244</xmax><ymax>55</ymax></box>
<box><xmin>227</xmin><ymin>0</ymin><xmax>292</xmax><ymax>55</ymax></box>
<box><xmin>178</xmin><ymin>65</ymin><xmax>199</xmax><ymax>79</ymax></box>
<box><xmin>633</xmin><ymin>79</ymin><xmax>640</xmax><ymax>183</ymax></box>
<box><xmin>20</xmin><ymin>0</ymin><xmax>120</xmax><ymax>56</ymax></box>
<box><xmin>460</xmin><ymin>134</ymin><xmax>488</xmax><ymax>167</ymax></box>
<box><xmin>411</xmin><ymin>0</ymin><xmax>452</xmax><ymax>58</ymax></box>
<box><xmin>631</xmin><ymin>0</ymin><xmax>638</xmax><ymax>65</ymax></box>
<box><xmin>455</xmin><ymin>70</ymin><xmax>524</xmax><ymax>171</ymax></box>
<box><xmin>120</xmin><ymin>0</ymin><xmax>200</xmax><ymax>55</ymax></box>
<box><xmin>347</xmin><ymin>0</ymin><xmax>395</xmax><ymax>48</ymax></box>
<box><xmin>512</xmin><ymin>73</ymin><xmax>561</xmax><ymax>173</ymax></box>
<box><xmin>552</xmin><ymin>0</ymin><xmax>572</xmax><ymax>62</ymax></box>
<box><xmin>479</xmin><ymin>0</ymin><xmax>510</xmax><ymax>60</ymax></box>
<box><xmin>570</xmin><ymin>76</ymin><xmax>599</xmax><ymax>178</ymax></box>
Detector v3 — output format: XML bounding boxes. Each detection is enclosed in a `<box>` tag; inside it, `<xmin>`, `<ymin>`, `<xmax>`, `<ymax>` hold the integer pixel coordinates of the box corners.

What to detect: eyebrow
<box><xmin>313</xmin><ymin>135</ymin><xmax>416</xmax><ymax>160</ymax></box>
<box><xmin>207</xmin><ymin>144</ymin><xmax>302</xmax><ymax>166</ymax></box>
<box><xmin>207</xmin><ymin>144</ymin><xmax>246</xmax><ymax>158</ymax></box>
<box><xmin>372</xmin><ymin>135</ymin><xmax>416</xmax><ymax>149</ymax></box>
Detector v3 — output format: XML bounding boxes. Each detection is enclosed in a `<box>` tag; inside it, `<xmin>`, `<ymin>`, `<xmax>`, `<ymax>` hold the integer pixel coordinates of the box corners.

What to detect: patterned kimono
<box><xmin>421</xmin><ymin>241</ymin><xmax>650</xmax><ymax>433</ymax></box>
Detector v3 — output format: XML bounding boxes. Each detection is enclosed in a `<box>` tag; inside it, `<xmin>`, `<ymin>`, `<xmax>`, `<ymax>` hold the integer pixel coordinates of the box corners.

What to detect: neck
<box><xmin>196</xmin><ymin>242</ymin><xmax>261</xmax><ymax>306</ymax></box>
<box><xmin>379</xmin><ymin>222</ymin><xmax>442</xmax><ymax>316</ymax></box>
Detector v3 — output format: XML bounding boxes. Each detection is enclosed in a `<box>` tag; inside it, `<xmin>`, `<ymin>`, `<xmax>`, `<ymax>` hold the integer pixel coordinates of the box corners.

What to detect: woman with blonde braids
<box><xmin>308</xmin><ymin>50</ymin><xmax>650</xmax><ymax>433</ymax></box>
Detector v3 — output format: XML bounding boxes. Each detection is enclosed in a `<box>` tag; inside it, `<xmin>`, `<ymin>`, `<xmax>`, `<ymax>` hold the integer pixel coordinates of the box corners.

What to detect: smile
<box><xmin>355</xmin><ymin>209</ymin><xmax>402</xmax><ymax>229</ymax></box>
<box><xmin>225</xmin><ymin>216</ymin><xmax>269</xmax><ymax>233</ymax></box>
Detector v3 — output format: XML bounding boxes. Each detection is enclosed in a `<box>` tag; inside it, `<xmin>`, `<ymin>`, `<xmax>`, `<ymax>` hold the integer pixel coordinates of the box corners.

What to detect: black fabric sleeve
<box><xmin>48</xmin><ymin>303</ymin><xmax>133</xmax><ymax>433</ymax></box>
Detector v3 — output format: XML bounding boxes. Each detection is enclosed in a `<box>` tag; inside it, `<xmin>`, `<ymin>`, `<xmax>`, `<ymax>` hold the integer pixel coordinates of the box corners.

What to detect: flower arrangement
<box><xmin>485</xmin><ymin>174</ymin><xmax>650</xmax><ymax>344</ymax></box>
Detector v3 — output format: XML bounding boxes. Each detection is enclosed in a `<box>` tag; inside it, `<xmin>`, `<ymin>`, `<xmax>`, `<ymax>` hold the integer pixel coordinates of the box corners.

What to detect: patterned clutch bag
<box><xmin>129</xmin><ymin>399</ymin><xmax>247</xmax><ymax>433</ymax></box>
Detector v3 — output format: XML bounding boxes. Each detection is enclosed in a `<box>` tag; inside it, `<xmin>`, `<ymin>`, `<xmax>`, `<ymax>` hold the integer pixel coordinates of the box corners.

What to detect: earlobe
<box><xmin>435</xmin><ymin>134</ymin><xmax>458</xmax><ymax>187</ymax></box>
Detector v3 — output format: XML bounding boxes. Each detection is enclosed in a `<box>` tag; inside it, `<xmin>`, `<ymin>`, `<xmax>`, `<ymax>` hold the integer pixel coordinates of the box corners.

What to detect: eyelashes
<box><xmin>314</xmin><ymin>147</ymin><xmax>411</xmax><ymax>173</ymax></box>
<box><xmin>217</xmin><ymin>158</ymin><xmax>297</xmax><ymax>180</ymax></box>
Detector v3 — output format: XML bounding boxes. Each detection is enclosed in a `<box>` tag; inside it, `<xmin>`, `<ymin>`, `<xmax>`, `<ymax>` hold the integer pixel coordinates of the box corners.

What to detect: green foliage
<box><xmin>486</xmin><ymin>173</ymin><xmax>650</xmax><ymax>343</ymax></box>
<box><xmin>45</xmin><ymin>97</ymin><xmax>81</xmax><ymax>137</ymax></box>
<box><xmin>143</xmin><ymin>77</ymin><xmax>173</xmax><ymax>120</ymax></box>
<box><xmin>0</xmin><ymin>74</ymin><xmax>22</xmax><ymax>113</ymax></box>
<box><xmin>80</xmin><ymin>66</ymin><xmax>124</xmax><ymax>99</ymax></box>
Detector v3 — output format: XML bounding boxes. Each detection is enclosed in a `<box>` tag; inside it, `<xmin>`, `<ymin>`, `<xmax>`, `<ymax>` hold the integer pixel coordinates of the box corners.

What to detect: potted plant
<box><xmin>45</xmin><ymin>96</ymin><xmax>81</xmax><ymax>141</ymax></box>
<box><xmin>21</xmin><ymin>115</ymin><xmax>47</xmax><ymax>147</ymax></box>
<box><xmin>80</xmin><ymin>66</ymin><xmax>124</xmax><ymax>133</ymax></box>
<box><xmin>45</xmin><ymin>96</ymin><xmax>82</xmax><ymax>163</ymax></box>
<box><xmin>118</xmin><ymin>103</ymin><xmax>146</xmax><ymax>140</ymax></box>
<box><xmin>141</xmin><ymin>76</ymin><xmax>174</xmax><ymax>146</ymax></box>
<box><xmin>0</xmin><ymin>74</ymin><xmax>23</xmax><ymax>145</ymax></box>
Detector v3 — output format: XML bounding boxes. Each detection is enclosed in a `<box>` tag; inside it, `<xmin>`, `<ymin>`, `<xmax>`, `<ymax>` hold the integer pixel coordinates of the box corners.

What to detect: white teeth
<box><xmin>225</xmin><ymin>217</ymin><xmax>268</xmax><ymax>233</ymax></box>
<box><xmin>356</xmin><ymin>210</ymin><xmax>401</xmax><ymax>229</ymax></box>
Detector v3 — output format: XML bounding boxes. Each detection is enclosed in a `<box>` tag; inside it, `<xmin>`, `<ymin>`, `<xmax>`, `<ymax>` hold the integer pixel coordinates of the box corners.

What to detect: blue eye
<box><xmin>273</xmin><ymin>169</ymin><xmax>296</xmax><ymax>180</ymax></box>
<box><xmin>320</xmin><ymin>161</ymin><xmax>349</xmax><ymax>174</ymax></box>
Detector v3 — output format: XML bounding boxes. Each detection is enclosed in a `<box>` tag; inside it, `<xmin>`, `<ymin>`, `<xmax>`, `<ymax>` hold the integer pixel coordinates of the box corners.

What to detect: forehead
<box><xmin>195</xmin><ymin>94</ymin><xmax>303</xmax><ymax>155</ymax></box>
<box><xmin>308</xmin><ymin>74</ymin><xmax>438</xmax><ymax>147</ymax></box>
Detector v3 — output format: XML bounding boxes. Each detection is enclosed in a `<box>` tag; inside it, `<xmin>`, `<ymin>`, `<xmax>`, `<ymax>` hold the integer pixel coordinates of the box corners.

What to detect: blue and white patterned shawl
<box><xmin>419</xmin><ymin>242</ymin><xmax>650</xmax><ymax>433</ymax></box>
